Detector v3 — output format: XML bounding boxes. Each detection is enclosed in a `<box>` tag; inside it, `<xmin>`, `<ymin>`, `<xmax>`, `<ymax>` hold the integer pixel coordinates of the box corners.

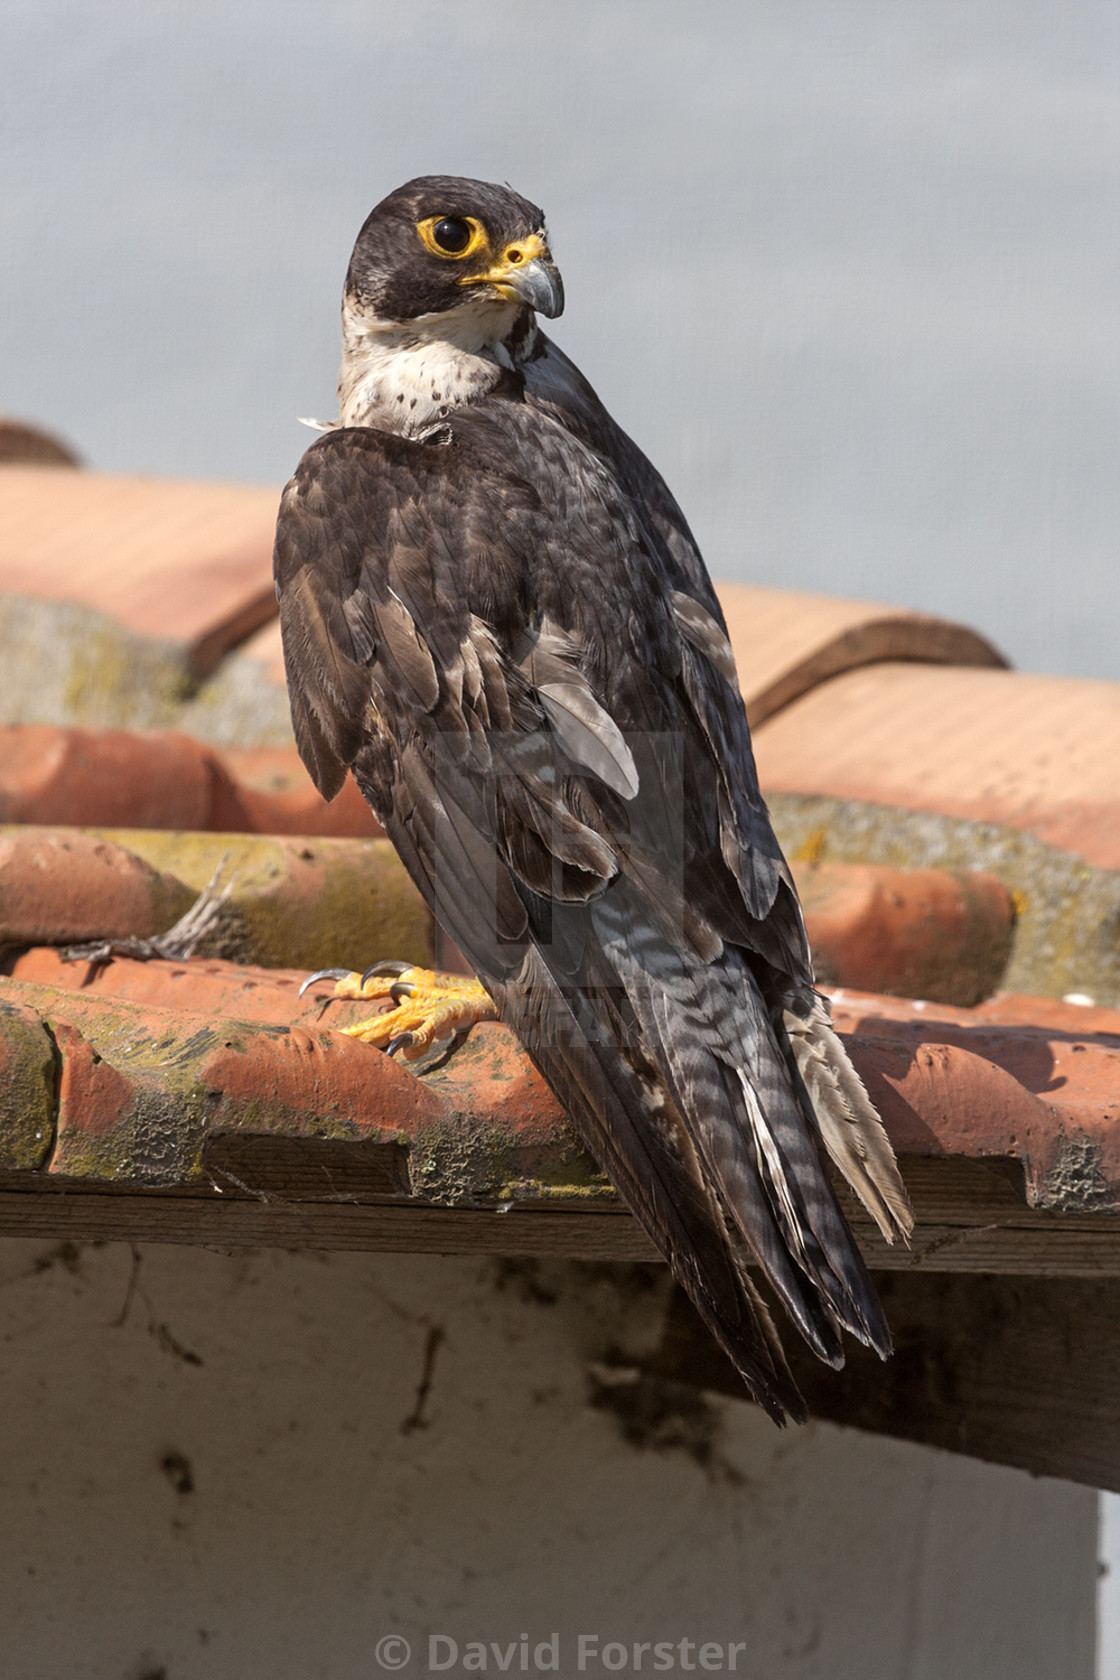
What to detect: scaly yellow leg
<box><xmin>300</xmin><ymin>961</ymin><xmax>497</xmax><ymax>1063</ymax></box>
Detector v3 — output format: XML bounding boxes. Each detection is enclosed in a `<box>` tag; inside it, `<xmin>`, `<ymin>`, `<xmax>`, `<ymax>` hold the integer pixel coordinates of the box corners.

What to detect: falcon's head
<box><xmin>344</xmin><ymin>175</ymin><xmax>564</xmax><ymax>325</ymax></box>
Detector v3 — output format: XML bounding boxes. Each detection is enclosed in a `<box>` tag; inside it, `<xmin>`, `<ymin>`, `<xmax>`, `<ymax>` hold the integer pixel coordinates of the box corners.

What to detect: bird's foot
<box><xmin>299</xmin><ymin>960</ymin><xmax>497</xmax><ymax>1063</ymax></box>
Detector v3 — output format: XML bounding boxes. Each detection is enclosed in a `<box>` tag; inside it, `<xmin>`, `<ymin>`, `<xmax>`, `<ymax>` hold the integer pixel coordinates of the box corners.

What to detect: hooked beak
<box><xmin>458</xmin><ymin>234</ymin><xmax>565</xmax><ymax>319</ymax></box>
<box><xmin>500</xmin><ymin>255</ymin><xmax>565</xmax><ymax>319</ymax></box>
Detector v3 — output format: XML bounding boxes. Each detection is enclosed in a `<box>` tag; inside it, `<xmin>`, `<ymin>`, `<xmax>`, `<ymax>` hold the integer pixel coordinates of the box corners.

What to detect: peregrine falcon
<box><xmin>275</xmin><ymin>176</ymin><xmax>913</xmax><ymax>1423</ymax></box>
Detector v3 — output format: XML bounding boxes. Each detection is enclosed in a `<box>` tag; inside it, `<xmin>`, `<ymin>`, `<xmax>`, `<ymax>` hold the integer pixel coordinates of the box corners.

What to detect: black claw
<box><xmin>416</xmin><ymin>1031</ymin><xmax>470</xmax><ymax>1073</ymax></box>
<box><xmin>361</xmin><ymin>960</ymin><xmax>412</xmax><ymax>987</ymax></box>
<box><xmin>389</xmin><ymin>981</ymin><xmax>415</xmax><ymax>1005</ymax></box>
<box><xmin>298</xmin><ymin>967</ymin><xmax>352</xmax><ymax>998</ymax></box>
<box><xmin>386</xmin><ymin>1031</ymin><xmax>416</xmax><ymax>1057</ymax></box>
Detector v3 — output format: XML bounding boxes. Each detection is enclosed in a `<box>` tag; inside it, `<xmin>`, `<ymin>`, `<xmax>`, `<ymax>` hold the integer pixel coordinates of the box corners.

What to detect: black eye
<box><xmin>431</xmin><ymin>217</ymin><xmax>473</xmax><ymax>254</ymax></box>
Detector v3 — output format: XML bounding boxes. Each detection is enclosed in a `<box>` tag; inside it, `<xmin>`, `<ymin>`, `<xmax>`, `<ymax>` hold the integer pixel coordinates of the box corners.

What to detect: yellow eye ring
<box><xmin>416</xmin><ymin>215</ymin><xmax>488</xmax><ymax>260</ymax></box>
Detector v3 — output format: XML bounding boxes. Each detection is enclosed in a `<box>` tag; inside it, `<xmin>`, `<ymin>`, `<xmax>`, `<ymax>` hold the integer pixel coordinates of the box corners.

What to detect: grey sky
<box><xmin>4</xmin><ymin>0</ymin><xmax>1119</xmax><ymax>679</ymax></box>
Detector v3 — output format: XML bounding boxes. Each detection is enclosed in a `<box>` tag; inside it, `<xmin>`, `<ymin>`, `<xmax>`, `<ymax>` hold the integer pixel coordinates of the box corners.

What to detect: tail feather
<box><xmin>691</xmin><ymin>1004</ymin><xmax>894</xmax><ymax>1358</ymax></box>
<box><xmin>708</xmin><ymin>1062</ymin><xmax>846</xmax><ymax>1365</ymax></box>
<box><xmin>785</xmin><ymin>997</ymin><xmax>915</xmax><ymax>1245</ymax></box>
<box><xmin>594</xmin><ymin>889</ymin><xmax>899</xmax><ymax>1358</ymax></box>
<box><xmin>498</xmin><ymin>948</ymin><xmax>808</xmax><ymax>1423</ymax></box>
<box><xmin>742</xmin><ymin>1000</ymin><xmax>898</xmax><ymax>1355</ymax></box>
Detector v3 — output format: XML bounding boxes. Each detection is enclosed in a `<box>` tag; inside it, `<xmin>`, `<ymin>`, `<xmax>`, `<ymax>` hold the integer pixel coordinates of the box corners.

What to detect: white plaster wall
<box><xmin>1100</xmin><ymin>1497</ymin><xmax>1120</xmax><ymax>1679</ymax></box>
<box><xmin>3</xmin><ymin>0</ymin><xmax>1119</xmax><ymax>681</ymax></box>
<box><xmin>0</xmin><ymin>1239</ymin><xmax>1097</xmax><ymax>1679</ymax></box>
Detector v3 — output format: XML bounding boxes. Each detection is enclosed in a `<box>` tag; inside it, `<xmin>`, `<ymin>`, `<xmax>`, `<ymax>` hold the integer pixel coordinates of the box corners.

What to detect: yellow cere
<box><xmin>458</xmin><ymin>232</ymin><xmax>549</xmax><ymax>298</ymax></box>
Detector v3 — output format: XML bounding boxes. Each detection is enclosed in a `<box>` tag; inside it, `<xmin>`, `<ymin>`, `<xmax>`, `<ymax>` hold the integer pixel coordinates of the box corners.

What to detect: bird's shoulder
<box><xmin>523</xmin><ymin>336</ymin><xmax>721</xmax><ymax>611</ymax></box>
<box><xmin>276</xmin><ymin>400</ymin><xmax>679</xmax><ymax>671</ymax></box>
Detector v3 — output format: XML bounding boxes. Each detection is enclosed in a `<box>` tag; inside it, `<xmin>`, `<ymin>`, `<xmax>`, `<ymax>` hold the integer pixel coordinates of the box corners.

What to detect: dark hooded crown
<box><xmin>345</xmin><ymin>175</ymin><xmax>549</xmax><ymax>322</ymax></box>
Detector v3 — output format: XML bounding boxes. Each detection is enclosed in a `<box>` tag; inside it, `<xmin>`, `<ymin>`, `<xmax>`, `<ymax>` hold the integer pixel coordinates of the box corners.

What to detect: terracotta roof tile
<box><xmin>0</xmin><ymin>727</ymin><xmax>381</xmax><ymax>837</ymax></box>
<box><xmin>9</xmin><ymin>947</ymin><xmax>357</xmax><ymax>1026</ymax></box>
<box><xmin>826</xmin><ymin>985</ymin><xmax>1120</xmax><ymax>1216</ymax></box>
<box><xmin>0</xmin><ymin>724</ymin><xmax>217</xmax><ymax>829</ymax></box>
<box><xmin>1</xmin><ymin>479</ymin><xmax>1115</xmax><ymax>1267</ymax></box>
<box><xmin>0</xmin><ymin>827</ymin><xmax>190</xmax><ymax>948</ymax></box>
<box><xmin>2</xmin><ymin>958</ymin><xmax>1119</xmax><ymax>1256</ymax></box>
<box><xmin>216</xmin><ymin>746</ymin><xmax>382</xmax><ymax>838</ymax></box>
<box><xmin>755</xmin><ymin>662</ymin><xmax>1120</xmax><ymax>869</ymax></box>
<box><xmin>0</xmin><ymin>466</ymin><xmax>279</xmax><ymax>673</ymax></box>
<box><xmin>0</xmin><ymin>824</ymin><xmax>431</xmax><ymax>973</ymax></box>
<box><xmin>791</xmin><ymin>860</ymin><xmax>1012</xmax><ymax>1005</ymax></box>
<box><xmin>1</xmin><ymin>823</ymin><xmax>1015</xmax><ymax>1007</ymax></box>
<box><xmin>716</xmin><ymin>582</ymin><xmax>1007</xmax><ymax>726</ymax></box>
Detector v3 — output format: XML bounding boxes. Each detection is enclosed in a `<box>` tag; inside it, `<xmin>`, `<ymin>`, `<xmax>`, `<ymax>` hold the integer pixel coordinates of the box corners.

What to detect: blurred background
<box><xmin>4</xmin><ymin>2</ymin><xmax>1120</xmax><ymax>1672</ymax></box>
<box><xmin>4</xmin><ymin>0</ymin><xmax>1119</xmax><ymax>681</ymax></box>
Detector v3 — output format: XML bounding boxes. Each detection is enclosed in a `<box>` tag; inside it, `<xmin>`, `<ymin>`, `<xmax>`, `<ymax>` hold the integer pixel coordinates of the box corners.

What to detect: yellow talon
<box><xmin>333</xmin><ymin>965</ymin><xmax>498</xmax><ymax>1061</ymax></box>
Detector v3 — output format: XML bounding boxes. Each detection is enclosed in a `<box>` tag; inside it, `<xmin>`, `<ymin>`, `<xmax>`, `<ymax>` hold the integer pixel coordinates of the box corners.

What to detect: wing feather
<box><xmin>275</xmin><ymin>410</ymin><xmax>912</xmax><ymax>1422</ymax></box>
<box><xmin>375</xmin><ymin>588</ymin><xmax>440</xmax><ymax>710</ymax></box>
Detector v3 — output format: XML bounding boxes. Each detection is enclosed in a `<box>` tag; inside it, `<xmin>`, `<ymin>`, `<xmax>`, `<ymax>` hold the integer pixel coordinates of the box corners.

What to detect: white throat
<box><xmin>336</xmin><ymin>294</ymin><xmax>537</xmax><ymax>435</ymax></box>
